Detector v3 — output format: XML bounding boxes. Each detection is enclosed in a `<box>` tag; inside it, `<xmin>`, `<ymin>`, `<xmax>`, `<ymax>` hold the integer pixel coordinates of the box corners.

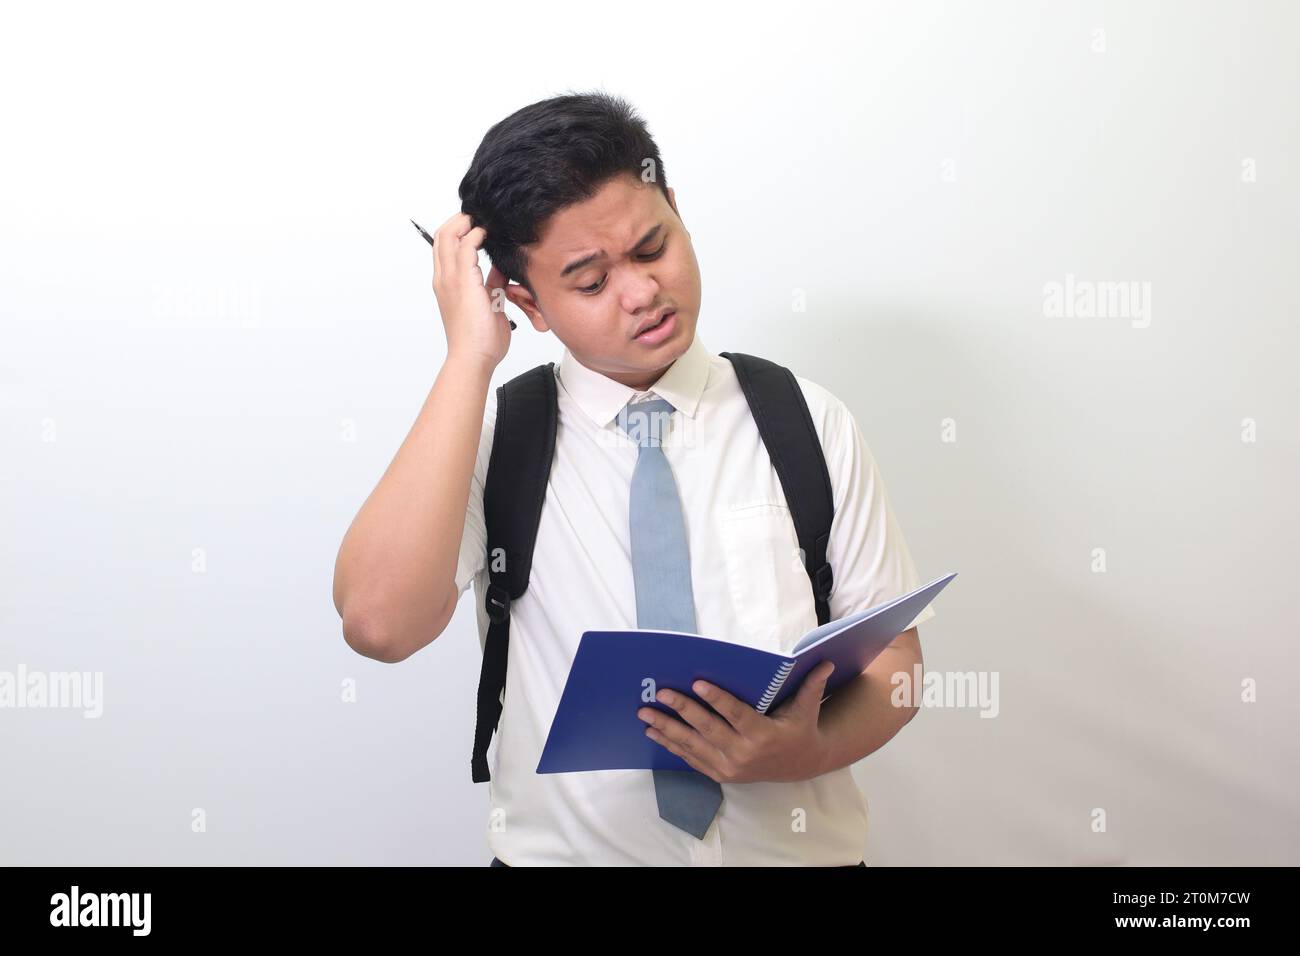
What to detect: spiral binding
<box><xmin>757</xmin><ymin>659</ymin><xmax>797</xmax><ymax>714</ymax></box>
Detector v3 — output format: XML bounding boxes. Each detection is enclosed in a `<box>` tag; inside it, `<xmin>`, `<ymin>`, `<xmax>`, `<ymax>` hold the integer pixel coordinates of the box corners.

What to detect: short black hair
<box><xmin>458</xmin><ymin>90</ymin><xmax>670</xmax><ymax>299</ymax></box>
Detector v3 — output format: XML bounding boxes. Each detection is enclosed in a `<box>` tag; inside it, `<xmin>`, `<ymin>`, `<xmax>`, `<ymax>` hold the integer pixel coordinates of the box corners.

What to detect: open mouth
<box><xmin>635</xmin><ymin>311</ymin><xmax>676</xmax><ymax>340</ymax></box>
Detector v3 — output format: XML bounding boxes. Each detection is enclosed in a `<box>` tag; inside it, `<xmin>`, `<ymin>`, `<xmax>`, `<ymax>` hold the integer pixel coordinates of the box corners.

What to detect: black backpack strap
<box><xmin>471</xmin><ymin>362</ymin><xmax>558</xmax><ymax>783</ymax></box>
<box><xmin>719</xmin><ymin>352</ymin><xmax>836</xmax><ymax>626</ymax></box>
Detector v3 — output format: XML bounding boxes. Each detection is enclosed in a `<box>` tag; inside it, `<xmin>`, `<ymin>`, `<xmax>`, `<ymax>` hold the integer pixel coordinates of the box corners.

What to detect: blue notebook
<box><xmin>536</xmin><ymin>572</ymin><xmax>957</xmax><ymax>774</ymax></box>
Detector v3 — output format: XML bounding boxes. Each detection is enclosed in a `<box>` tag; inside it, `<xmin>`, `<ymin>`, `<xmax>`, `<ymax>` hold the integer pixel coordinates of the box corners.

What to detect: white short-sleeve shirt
<box><xmin>452</xmin><ymin>331</ymin><xmax>935</xmax><ymax>866</ymax></box>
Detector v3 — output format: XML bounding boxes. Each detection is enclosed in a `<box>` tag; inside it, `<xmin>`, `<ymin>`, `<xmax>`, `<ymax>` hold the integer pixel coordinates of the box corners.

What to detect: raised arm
<box><xmin>332</xmin><ymin>212</ymin><xmax>512</xmax><ymax>663</ymax></box>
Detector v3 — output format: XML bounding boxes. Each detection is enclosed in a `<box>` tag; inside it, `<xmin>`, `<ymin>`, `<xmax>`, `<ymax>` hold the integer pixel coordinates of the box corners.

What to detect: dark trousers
<box><xmin>490</xmin><ymin>856</ymin><xmax>866</xmax><ymax>867</ymax></box>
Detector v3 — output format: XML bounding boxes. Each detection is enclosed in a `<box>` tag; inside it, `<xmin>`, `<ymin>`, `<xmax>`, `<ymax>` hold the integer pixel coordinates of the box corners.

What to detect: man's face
<box><xmin>504</xmin><ymin>172</ymin><xmax>702</xmax><ymax>391</ymax></box>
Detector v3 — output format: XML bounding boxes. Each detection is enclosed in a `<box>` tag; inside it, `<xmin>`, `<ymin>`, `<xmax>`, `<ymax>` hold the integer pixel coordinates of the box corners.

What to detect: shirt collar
<box><xmin>557</xmin><ymin>331</ymin><xmax>712</xmax><ymax>428</ymax></box>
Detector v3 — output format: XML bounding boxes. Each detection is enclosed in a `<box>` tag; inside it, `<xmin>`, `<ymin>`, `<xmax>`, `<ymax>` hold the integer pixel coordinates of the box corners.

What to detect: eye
<box><xmin>578</xmin><ymin>242</ymin><xmax>668</xmax><ymax>295</ymax></box>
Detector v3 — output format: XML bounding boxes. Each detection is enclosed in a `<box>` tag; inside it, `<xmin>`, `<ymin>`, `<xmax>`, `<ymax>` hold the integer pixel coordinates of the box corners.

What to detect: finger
<box><xmin>449</xmin><ymin>224</ymin><xmax>485</xmax><ymax>280</ymax></box>
<box><xmin>434</xmin><ymin>213</ymin><xmax>472</xmax><ymax>285</ymax></box>
<box><xmin>458</xmin><ymin>227</ymin><xmax>487</xmax><ymax>284</ymax></box>
<box><xmin>485</xmin><ymin>263</ymin><xmax>508</xmax><ymax>292</ymax></box>
<box><xmin>645</xmin><ymin>726</ymin><xmax>722</xmax><ymax>782</ymax></box>
<box><xmin>439</xmin><ymin>211</ymin><xmax>471</xmax><ymax>235</ymax></box>
<box><xmin>451</xmin><ymin>212</ymin><xmax>477</xmax><ymax>239</ymax></box>
<box><xmin>797</xmin><ymin>661</ymin><xmax>836</xmax><ymax>712</ymax></box>
<box><xmin>482</xmin><ymin>264</ymin><xmax>517</xmax><ymax>327</ymax></box>
<box><xmin>458</xmin><ymin>226</ymin><xmax>487</xmax><ymax>262</ymax></box>
<box><xmin>688</xmin><ymin>681</ymin><xmax>761</xmax><ymax>737</ymax></box>
<box><xmin>654</xmin><ymin>687</ymin><xmax>746</xmax><ymax>748</ymax></box>
<box><xmin>483</xmin><ymin>266</ymin><xmax>509</xmax><ymax>318</ymax></box>
<box><xmin>642</xmin><ymin>705</ymin><xmax>728</xmax><ymax>769</ymax></box>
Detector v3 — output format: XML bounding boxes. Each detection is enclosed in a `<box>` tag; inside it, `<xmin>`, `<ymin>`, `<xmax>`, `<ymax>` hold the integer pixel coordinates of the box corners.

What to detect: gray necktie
<box><xmin>615</xmin><ymin>396</ymin><xmax>723</xmax><ymax>840</ymax></box>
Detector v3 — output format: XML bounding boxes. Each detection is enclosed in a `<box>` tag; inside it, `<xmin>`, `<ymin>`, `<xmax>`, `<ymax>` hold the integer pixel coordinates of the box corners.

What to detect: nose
<box><xmin>620</xmin><ymin>270</ymin><xmax>662</xmax><ymax>316</ymax></box>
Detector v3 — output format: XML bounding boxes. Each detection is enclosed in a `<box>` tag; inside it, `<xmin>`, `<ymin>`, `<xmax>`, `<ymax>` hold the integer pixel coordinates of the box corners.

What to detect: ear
<box><xmin>505</xmin><ymin>283</ymin><xmax>550</xmax><ymax>332</ymax></box>
<box><xmin>667</xmin><ymin>186</ymin><xmax>687</xmax><ymax>235</ymax></box>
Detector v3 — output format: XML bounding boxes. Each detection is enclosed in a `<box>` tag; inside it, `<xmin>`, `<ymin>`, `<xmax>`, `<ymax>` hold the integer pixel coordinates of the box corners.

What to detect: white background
<box><xmin>2</xmin><ymin>0</ymin><xmax>1297</xmax><ymax>864</ymax></box>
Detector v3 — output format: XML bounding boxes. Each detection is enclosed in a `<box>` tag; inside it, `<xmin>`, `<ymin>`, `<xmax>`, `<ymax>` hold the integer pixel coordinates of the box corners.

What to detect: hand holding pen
<box><xmin>417</xmin><ymin>213</ymin><xmax>517</xmax><ymax>372</ymax></box>
<box><xmin>413</xmin><ymin>216</ymin><xmax>517</xmax><ymax>331</ymax></box>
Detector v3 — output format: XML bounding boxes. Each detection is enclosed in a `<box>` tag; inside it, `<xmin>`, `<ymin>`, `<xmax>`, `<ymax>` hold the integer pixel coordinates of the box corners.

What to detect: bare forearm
<box><xmin>333</xmin><ymin>354</ymin><xmax>494</xmax><ymax>660</ymax></box>
<box><xmin>814</xmin><ymin>630</ymin><xmax>923</xmax><ymax>775</ymax></box>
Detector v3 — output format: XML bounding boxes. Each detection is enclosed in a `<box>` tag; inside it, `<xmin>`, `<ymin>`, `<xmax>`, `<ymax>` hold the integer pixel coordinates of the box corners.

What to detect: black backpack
<box><xmin>471</xmin><ymin>351</ymin><xmax>836</xmax><ymax>783</ymax></box>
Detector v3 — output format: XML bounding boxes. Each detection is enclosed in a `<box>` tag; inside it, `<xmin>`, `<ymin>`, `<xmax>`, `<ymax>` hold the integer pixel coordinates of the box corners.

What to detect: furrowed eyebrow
<box><xmin>560</xmin><ymin>224</ymin><xmax>664</xmax><ymax>278</ymax></box>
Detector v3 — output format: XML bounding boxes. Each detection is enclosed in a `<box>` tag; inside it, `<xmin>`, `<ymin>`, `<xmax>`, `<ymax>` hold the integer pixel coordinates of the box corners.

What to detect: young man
<box><xmin>332</xmin><ymin>92</ymin><xmax>936</xmax><ymax>866</ymax></box>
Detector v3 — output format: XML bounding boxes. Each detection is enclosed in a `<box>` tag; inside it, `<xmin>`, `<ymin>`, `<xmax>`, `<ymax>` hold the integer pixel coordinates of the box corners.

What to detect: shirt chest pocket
<box><xmin>717</xmin><ymin>501</ymin><xmax>818</xmax><ymax>655</ymax></box>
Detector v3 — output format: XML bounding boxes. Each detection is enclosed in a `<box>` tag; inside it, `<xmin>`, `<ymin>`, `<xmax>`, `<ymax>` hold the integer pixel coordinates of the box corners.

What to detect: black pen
<box><xmin>412</xmin><ymin>218</ymin><xmax>516</xmax><ymax>330</ymax></box>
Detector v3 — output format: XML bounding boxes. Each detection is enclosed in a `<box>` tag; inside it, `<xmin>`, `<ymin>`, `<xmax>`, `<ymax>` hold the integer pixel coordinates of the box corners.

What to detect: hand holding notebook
<box><xmin>537</xmin><ymin>572</ymin><xmax>957</xmax><ymax>774</ymax></box>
